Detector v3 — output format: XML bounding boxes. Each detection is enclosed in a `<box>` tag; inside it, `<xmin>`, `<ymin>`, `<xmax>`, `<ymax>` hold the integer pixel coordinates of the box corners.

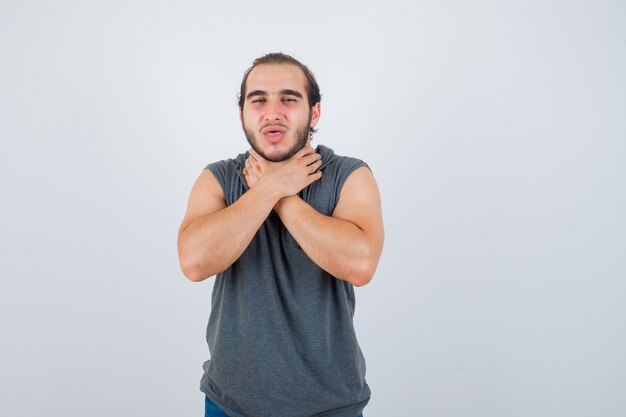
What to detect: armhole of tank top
<box><xmin>333</xmin><ymin>159</ymin><xmax>370</xmax><ymax>208</ymax></box>
<box><xmin>205</xmin><ymin>161</ymin><xmax>229</xmax><ymax>205</ymax></box>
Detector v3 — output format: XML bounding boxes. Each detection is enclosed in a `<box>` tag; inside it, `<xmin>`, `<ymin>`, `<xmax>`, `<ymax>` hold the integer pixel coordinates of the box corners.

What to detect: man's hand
<box><xmin>243</xmin><ymin>146</ymin><xmax>322</xmax><ymax>197</ymax></box>
<box><xmin>179</xmin><ymin>146</ymin><xmax>323</xmax><ymax>282</ymax></box>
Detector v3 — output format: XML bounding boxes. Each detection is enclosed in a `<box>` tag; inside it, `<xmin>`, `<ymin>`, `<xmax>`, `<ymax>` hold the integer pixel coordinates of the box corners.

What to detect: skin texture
<box><xmin>177</xmin><ymin>63</ymin><xmax>384</xmax><ymax>286</ymax></box>
<box><xmin>242</xmin><ymin>107</ymin><xmax>311</xmax><ymax>162</ymax></box>
<box><xmin>240</xmin><ymin>63</ymin><xmax>318</xmax><ymax>162</ymax></box>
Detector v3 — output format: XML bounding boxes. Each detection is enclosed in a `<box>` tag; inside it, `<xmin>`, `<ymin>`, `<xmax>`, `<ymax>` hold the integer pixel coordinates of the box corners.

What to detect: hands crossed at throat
<box><xmin>243</xmin><ymin>146</ymin><xmax>322</xmax><ymax>198</ymax></box>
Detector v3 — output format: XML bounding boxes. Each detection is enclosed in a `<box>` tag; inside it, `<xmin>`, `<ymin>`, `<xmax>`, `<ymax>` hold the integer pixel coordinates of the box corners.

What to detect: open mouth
<box><xmin>262</xmin><ymin>126</ymin><xmax>286</xmax><ymax>134</ymax></box>
<box><xmin>262</xmin><ymin>126</ymin><xmax>287</xmax><ymax>142</ymax></box>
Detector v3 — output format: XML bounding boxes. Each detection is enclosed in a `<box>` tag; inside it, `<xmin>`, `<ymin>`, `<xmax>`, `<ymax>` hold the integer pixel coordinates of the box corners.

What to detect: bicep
<box><xmin>332</xmin><ymin>166</ymin><xmax>384</xmax><ymax>243</ymax></box>
<box><xmin>179</xmin><ymin>169</ymin><xmax>227</xmax><ymax>234</ymax></box>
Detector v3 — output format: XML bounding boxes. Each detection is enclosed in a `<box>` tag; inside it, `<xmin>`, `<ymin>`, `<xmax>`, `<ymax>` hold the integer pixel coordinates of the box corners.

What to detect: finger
<box><xmin>306</xmin><ymin>153</ymin><xmax>321</xmax><ymax>166</ymax></box>
<box><xmin>295</xmin><ymin>145</ymin><xmax>316</xmax><ymax>158</ymax></box>
<box><xmin>307</xmin><ymin>170</ymin><xmax>323</xmax><ymax>181</ymax></box>
<box><xmin>308</xmin><ymin>159</ymin><xmax>322</xmax><ymax>173</ymax></box>
<box><xmin>248</xmin><ymin>148</ymin><xmax>262</xmax><ymax>161</ymax></box>
<box><xmin>248</xmin><ymin>158</ymin><xmax>260</xmax><ymax>171</ymax></box>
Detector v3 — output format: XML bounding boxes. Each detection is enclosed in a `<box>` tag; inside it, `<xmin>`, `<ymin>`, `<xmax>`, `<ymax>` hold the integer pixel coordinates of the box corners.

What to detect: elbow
<box><xmin>350</xmin><ymin>270</ymin><xmax>374</xmax><ymax>288</ymax></box>
<box><xmin>178</xmin><ymin>233</ymin><xmax>220</xmax><ymax>282</ymax></box>
<box><xmin>347</xmin><ymin>241</ymin><xmax>381</xmax><ymax>287</ymax></box>
<box><xmin>179</xmin><ymin>253</ymin><xmax>211</xmax><ymax>283</ymax></box>
<box><xmin>351</xmin><ymin>277</ymin><xmax>371</xmax><ymax>288</ymax></box>
<box><xmin>178</xmin><ymin>246</ymin><xmax>228</xmax><ymax>282</ymax></box>
<box><xmin>180</xmin><ymin>261</ymin><xmax>203</xmax><ymax>282</ymax></box>
<box><xmin>347</xmin><ymin>258</ymin><xmax>377</xmax><ymax>287</ymax></box>
<box><xmin>183</xmin><ymin>267</ymin><xmax>207</xmax><ymax>283</ymax></box>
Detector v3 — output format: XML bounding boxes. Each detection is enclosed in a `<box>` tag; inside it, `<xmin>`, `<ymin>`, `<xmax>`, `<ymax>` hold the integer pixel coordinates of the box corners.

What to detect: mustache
<box><xmin>259</xmin><ymin>123</ymin><xmax>288</xmax><ymax>133</ymax></box>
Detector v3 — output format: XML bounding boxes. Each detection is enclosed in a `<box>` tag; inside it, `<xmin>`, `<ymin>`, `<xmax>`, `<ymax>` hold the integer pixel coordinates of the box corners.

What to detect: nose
<box><xmin>263</xmin><ymin>100</ymin><xmax>283</xmax><ymax>122</ymax></box>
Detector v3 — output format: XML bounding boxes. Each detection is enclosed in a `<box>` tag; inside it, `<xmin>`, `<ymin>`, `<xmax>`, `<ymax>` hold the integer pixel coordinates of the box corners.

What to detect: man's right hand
<box><xmin>244</xmin><ymin>146</ymin><xmax>323</xmax><ymax>198</ymax></box>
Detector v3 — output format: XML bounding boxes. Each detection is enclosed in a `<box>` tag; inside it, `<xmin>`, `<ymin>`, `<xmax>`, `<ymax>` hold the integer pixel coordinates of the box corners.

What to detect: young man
<box><xmin>178</xmin><ymin>53</ymin><xmax>384</xmax><ymax>417</ymax></box>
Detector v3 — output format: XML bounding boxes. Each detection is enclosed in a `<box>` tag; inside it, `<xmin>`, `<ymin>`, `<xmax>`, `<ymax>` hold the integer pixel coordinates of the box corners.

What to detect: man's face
<box><xmin>240</xmin><ymin>63</ymin><xmax>320</xmax><ymax>162</ymax></box>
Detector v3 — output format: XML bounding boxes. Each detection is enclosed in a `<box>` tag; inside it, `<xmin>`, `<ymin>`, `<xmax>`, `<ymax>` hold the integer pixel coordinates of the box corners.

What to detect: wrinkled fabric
<box><xmin>200</xmin><ymin>145</ymin><xmax>370</xmax><ymax>417</ymax></box>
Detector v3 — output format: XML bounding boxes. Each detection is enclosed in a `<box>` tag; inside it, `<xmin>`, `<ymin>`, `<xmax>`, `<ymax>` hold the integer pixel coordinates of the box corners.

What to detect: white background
<box><xmin>1</xmin><ymin>1</ymin><xmax>625</xmax><ymax>416</ymax></box>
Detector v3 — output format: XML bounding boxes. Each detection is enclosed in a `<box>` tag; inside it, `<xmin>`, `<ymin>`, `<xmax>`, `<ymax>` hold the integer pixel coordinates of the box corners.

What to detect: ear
<box><xmin>239</xmin><ymin>107</ymin><xmax>243</xmax><ymax>123</ymax></box>
<box><xmin>310</xmin><ymin>102</ymin><xmax>321</xmax><ymax>129</ymax></box>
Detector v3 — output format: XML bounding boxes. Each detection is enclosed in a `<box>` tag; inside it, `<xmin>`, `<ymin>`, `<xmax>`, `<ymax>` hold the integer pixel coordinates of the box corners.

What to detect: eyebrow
<box><xmin>281</xmin><ymin>89</ymin><xmax>303</xmax><ymax>98</ymax></box>
<box><xmin>246</xmin><ymin>89</ymin><xmax>304</xmax><ymax>100</ymax></box>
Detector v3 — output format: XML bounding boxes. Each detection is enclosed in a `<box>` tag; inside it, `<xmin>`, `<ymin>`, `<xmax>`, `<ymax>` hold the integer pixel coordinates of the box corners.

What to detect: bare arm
<box><xmin>177</xmin><ymin>170</ymin><xmax>279</xmax><ymax>281</ymax></box>
<box><xmin>177</xmin><ymin>147</ymin><xmax>322</xmax><ymax>282</ymax></box>
<box><xmin>274</xmin><ymin>167</ymin><xmax>384</xmax><ymax>286</ymax></box>
<box><xmin>245</xmin><ymin>151</ymin><xmax>384</xmax><ymax>286</ymax></box>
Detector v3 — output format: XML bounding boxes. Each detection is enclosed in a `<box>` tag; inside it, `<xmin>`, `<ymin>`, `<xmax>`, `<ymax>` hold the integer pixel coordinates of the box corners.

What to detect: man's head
<box><xmin>238</xmin><ymin>53</ymin><xmax>321</xmax><ymax>162</ymax></box>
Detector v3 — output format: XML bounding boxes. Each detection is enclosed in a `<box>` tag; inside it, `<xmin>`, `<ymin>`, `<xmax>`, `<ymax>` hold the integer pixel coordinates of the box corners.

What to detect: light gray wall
<box><xmin>1</xmin><ymin>1</ymin><xmax>624</xmax><ymax>416</ymax></box>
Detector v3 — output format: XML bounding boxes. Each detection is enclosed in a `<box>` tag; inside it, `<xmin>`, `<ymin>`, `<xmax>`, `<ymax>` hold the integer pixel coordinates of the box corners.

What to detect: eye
<box><xmin>251</xmin><ymin>98</ymin><xmax>265</xmax><ymax>104</ymax></box>
<box><xmin>282</xmin><ymin>97</ymin><xmax>297</xmax><ymax>103</ymax></box>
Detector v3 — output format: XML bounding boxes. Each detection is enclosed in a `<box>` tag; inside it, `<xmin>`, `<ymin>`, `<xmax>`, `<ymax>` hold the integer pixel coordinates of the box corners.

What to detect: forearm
<box><xmin>274</xmin><ymin>196</ymin><xmax>381</xmax><ymax>286</ymax></box>
<box><xmin>178</xmin><ymin>186</ymin><xmax>280</xmax><ymax>281</ymax></box>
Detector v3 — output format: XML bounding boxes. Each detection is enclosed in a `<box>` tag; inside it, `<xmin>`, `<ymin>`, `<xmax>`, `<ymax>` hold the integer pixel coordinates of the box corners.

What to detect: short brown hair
<box><xmin>238</xmin><ymin>52</ymin><xmax>321</xmax><ymax>109</ymax></box>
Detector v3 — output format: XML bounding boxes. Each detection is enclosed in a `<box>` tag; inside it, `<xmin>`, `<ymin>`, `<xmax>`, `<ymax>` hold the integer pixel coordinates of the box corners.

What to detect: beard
<box><xmin>243</xmin><ymin>112</ymin><xmax>312</xmax><ymax>162</ymax></box>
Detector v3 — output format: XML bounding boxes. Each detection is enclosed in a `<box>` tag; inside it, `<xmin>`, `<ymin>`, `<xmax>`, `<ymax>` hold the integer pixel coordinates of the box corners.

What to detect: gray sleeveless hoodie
<box><xmin>200</xmin><ymin>145</ymin><xmax>370</xmax><ymax>417</ymax></box>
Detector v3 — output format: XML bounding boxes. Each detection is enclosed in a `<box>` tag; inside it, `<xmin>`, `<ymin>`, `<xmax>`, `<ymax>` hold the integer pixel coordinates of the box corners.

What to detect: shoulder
<box><xmin>316</xmin><ymin>145</ymin><xmax>371</xmax><ymax>198</ymax></box>
<box><xmin>205</xmin><ymin>151</ymin><xmax>247</xmax><ymax>182</ymax></box>
<box><xmin>317</xmin><ymin>144</ymin><xmax>369</xmax><ymax>177</ymax></box>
